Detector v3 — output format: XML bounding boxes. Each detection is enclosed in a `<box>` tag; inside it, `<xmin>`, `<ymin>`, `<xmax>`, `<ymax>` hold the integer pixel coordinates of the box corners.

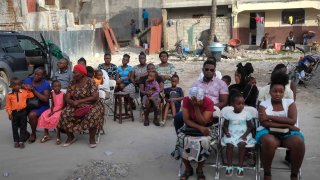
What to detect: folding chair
<box><xmin>255</xmin><ymin>119</ymin><xmax>302</xmax><ymax>180</ymax></box>
<box><xmin>213</xmin><ymin>106</ymin><xmax>259</xmax><ymax>180</ymax></box>
<box><xmin>178</xmin><ymin>106</ymin><xmax>221</xmax><ymax>179</ymax></box>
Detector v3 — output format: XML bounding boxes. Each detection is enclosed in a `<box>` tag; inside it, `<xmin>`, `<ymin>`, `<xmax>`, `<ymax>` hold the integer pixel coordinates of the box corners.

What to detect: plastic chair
<box><xmin>214</xmin><ymin>106</ymin><xmax>259</xmax><ymax>180</ymax></box>
<box><xmin>96</xmin><ymin>79</ymin><xmax>116</xmax><ymax>143</ymax></box>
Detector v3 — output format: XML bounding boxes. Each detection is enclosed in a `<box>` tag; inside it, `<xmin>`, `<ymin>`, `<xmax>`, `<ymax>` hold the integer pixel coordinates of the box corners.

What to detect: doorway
<box><xmin>249</xmin><ymin>12</ymin><xmax>265</xmax><ymax>45</ymax></box>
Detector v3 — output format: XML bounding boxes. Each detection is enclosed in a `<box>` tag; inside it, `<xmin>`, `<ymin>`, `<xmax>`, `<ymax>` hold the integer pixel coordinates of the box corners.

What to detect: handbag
<box><xmin>180</xmin><ymin>125</ymin><xmax>204</xmax><ymax>137</ymax></box>
<box><xmin>26</xmin><ymin>97</ymin><xmax>40</xmax><ymax>110</ymax></box>
<box><xmin>74</xmin><ymin>105</ymin><xmax>92</xmax><ymax>119</ymax></box>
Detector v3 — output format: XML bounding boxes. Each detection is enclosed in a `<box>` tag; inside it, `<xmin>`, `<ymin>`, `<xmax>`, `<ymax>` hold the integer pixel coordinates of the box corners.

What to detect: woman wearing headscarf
<box><xmin>58</xmin><ymin>64</ymin><xmax>104</xmax><ymax>148</ymax></box>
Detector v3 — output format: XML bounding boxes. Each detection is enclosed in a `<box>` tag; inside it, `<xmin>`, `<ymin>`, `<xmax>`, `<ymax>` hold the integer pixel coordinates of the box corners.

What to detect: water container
<box><xmin>274</xmin><ymin>43</ymin><xmax>282</xmax><ymax>51</ymax></box>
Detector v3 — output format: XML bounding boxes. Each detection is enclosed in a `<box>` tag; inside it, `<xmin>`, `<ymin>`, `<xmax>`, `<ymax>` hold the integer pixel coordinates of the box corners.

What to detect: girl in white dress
<box><xmin>222</xmin><ymin>93</ymin><xmax>256</xmax><ymax>177</ymax></box>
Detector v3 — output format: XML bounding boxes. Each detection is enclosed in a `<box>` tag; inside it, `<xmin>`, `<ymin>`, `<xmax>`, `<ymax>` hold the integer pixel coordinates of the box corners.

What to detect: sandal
<box><xmin>196</xmin><ymin>170</ymin><xmax>206</xmax><ymax>180</ymax></box>
<box><xmin>62</xmin><ymin>138</ymin><xmax>77</xmax><ymax>147</ymax></box>
<box><xmin>40</xmin><ymin>135</ymin><xmax>51</xmax><ymax>143</ymax></box>
<box><xmin>180</xmin><ymin>169</ymin><xmax>193</xmax><ymax>180</ymax></box>
<box><xmin>56</xmin><ymin>139</ymin><xmax>62</xmax><ymax>145</ymax></box>
<box><xmin>225</xmin><ymin>166</ymin><xmax>233</xmax><ymax>177</ymax></box>
<box><xmin>236</xmin><ymin>167</ymin><xmax>244</xmax><ymax>178</ymax></box>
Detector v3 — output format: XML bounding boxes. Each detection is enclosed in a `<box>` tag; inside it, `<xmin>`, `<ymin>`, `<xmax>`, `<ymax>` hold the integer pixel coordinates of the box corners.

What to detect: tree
<box><xmin>205</xmin><ymin>0</ymin><xmax>217</xmax><ymax>56</ymax></box>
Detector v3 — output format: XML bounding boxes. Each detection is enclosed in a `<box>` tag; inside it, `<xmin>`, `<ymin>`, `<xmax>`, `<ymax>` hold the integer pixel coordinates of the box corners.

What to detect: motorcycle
<box><xmin>288</xmin><ymin>48</ymin><xmax>320</xmax><ymax>86</ymax></box>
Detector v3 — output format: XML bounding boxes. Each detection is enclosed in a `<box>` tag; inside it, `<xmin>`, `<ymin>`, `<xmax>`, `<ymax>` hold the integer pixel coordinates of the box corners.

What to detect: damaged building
<box><xmin>162</xmin><ymin>0</ymin><xmax>233</xmax><ymax>50</ymax></box>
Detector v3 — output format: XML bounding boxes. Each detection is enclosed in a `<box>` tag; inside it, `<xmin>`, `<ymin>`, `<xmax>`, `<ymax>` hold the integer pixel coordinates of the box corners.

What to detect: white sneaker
<box><xmin>160</xmin><ymin>120</ymin><xmax>166</xmax><ymax>127</ymax></box>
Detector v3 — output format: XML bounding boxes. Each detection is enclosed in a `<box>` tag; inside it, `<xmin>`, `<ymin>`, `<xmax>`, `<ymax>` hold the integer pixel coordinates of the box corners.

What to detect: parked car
<box><xmin>0</xmin><ymin>31</ymin><xmax>69</xmax><ymax>108</ymax></box>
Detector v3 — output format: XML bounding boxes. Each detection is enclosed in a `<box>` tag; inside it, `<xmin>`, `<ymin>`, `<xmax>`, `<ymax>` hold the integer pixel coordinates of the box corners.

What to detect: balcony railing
<box><xmin>162</xmin><ymin>0</ymin><xmax>232</xmax><ymax>8</ymax></box>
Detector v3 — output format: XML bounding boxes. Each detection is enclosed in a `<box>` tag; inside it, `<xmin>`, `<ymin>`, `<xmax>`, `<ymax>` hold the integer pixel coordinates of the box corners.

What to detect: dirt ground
<box><xmin>0</xmin><ymin>47</ymin><xmax>319</xmax><ymax>180</ymax></box>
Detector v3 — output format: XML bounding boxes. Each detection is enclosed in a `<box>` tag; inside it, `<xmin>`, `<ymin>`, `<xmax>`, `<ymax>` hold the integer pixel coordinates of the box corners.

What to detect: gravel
<box><xmin>65</xmin><ymin>160</ymin><xmax>129</xmax><ymax>180</ymax></box>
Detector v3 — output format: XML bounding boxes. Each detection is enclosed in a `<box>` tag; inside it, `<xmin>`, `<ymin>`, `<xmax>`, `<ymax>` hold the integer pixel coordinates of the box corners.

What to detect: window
<box><xmin>282</xmin><ymin>9</ymin><xmax>305</xmax><ymax>25</ymax></box>
<box><xmin>18</xmin><ymin>38</ymin><xmax>40</xmax><ymax>51</ymax></box>
<box><xmin>0</xmin><ymin>36</ymin><xmax>23</xmax><ymax>53</ymax></box>
<box><xmin>45</xmin><ymin>0</ymin><xmax>55</xmax><ymax>5</ymax></box>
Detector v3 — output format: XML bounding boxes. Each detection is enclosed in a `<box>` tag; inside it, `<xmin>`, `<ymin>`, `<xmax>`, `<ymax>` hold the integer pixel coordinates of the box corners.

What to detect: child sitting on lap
<box><xmin>142</xmin><ymin>71</ymin><xmax>161</xmax><ymax>126</ymax></box>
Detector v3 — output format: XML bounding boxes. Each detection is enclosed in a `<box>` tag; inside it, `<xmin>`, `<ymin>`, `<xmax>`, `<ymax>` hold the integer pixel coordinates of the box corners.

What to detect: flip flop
<box><xmin>62</xmin><ymin>138</ymin><xmax>77</xmax><ymax>147</ymax></box>
<box><xmin>40</xmin><ymin>135</ymin><xmax>52</xmax><ymax>143</ymax></box>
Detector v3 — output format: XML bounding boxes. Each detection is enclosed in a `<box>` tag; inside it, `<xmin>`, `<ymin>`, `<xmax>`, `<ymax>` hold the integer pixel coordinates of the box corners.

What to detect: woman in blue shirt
<box><xmin>116</xmin><ymin>54</ymin><xmax>136</xmax><ymax>108</ymax></box>
<box><xmin>23</xmin><ymin>67</ymin><xmax>51</xmax><ymax>143</ymax></box>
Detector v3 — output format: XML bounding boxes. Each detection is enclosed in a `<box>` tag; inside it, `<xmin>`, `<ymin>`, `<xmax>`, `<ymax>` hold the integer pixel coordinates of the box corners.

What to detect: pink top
<box><xmin>191</xmin><ymin>77</ymin><xmax>228</xmax><ymax>104</ymax></box>
<box><xmin>52</xmin><ymin>91</ymin><xmax>64</xmax><ymax>111</ymax></box>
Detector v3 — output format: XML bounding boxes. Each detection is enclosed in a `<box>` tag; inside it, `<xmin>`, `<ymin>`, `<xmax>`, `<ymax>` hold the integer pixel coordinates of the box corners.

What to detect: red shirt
<box><xmin>182</xmin><ymin>96</ymin><xmax>214</xmax><ymax>121</ymax></box>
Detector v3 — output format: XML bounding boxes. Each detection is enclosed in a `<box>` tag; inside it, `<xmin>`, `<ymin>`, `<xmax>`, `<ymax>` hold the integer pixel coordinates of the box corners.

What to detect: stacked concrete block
<box><xmin>166</xmin><ymin>16</ymin><xmax>231</xmax><ymax>50</ymax></box>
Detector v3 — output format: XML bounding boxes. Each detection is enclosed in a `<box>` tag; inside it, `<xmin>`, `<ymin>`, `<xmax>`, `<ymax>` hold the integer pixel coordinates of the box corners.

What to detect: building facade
<box><xmin>162</xmin><ymin>0</ymin><xmax>233</xmax><ymax>50</ymax></box>
<box><xmin>232</xmin><ymin>0</ymin><xmax>320</xmax><ymax>45</ymax></box>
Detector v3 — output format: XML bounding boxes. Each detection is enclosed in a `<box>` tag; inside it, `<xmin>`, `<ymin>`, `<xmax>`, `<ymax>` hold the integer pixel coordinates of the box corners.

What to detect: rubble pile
<box><xmin>65</xmin><ymin>160</ymin><xmax>129</xmax><ymax>180</ymax></box>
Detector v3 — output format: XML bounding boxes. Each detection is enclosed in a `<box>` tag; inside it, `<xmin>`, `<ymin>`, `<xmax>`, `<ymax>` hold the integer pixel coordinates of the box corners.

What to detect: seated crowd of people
<box><xmin>5</xmin><ymin>50</ymin><xmax>304</xmax><ymax>180</ymax></box>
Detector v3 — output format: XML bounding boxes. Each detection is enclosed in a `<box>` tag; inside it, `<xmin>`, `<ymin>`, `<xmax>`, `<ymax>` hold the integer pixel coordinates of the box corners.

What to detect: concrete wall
<box><xmin>109</xmin><ymin>0</ymin><xmax>161</xmax><ymax>40</ymax></box>
<box><xmin>79</xmin><ymin>0</ymin><xmax>108</xmax><ymax>24</ymax></box>
<box><xmin>25</xmin><ymin>10</ymin><xmax>74</xmax><ymax>31</ymax></box>
<box><xmin>165</xmin><ymin>6</ymin><xmax>232</xmax><ymax>50</ymax></box>
<box><xmin>59</xmin><ymin>0</ymin><xmax>161</xmax><ymax>40</ymax></box>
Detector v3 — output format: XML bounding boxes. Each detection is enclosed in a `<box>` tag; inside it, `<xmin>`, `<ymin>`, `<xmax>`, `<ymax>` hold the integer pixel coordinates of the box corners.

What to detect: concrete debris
<box><xmin>65</xmin><ymin>160</ymin><xmax>129</xmax><ymax>180</ymax></box>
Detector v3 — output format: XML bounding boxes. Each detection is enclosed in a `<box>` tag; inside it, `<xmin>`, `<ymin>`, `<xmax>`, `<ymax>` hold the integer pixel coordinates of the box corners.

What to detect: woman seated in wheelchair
<box><xmin>257</xmin><ymin>72</ymin><xmax>305</xmax><ymax>180</ymax></box>
<box><xmin>222</xmin><ymin>93</ymin><xmax>255</xmax><ymax>177</ymax></box>
<box><xmin>141</xmin><ymin>71</ymin><xmax>161</xmax><ymax>126</ymax></box>
<box><xmin>178</xmin><ymin>87</ymin><xmax>215</xmax><ymax>180</ymax></box>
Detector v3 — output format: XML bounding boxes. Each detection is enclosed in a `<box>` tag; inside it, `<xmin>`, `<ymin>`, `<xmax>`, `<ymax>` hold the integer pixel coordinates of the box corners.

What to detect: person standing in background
<box><xmin>142</xmin><ymin>9</ymin><xmax>149</xmax><ymax>30</ymax></box>
<box><xmin>130</xmin><ymin>19</ymin><xmax>136</xmax><ymax>39</ymax></box>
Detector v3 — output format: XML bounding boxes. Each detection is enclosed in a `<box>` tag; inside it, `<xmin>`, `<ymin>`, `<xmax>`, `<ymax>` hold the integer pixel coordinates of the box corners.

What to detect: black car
<box><xmin>0</xmin><ymin>31</ymin><xmax>69</xmax><ymax>108</ymax></box>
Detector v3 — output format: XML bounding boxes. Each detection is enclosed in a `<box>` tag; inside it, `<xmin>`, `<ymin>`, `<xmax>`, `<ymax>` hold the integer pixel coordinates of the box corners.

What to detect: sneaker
<box><xmin>225</xmin><ymin>166</ymin><xmax>233</xmax><ymax>177</ymax></box>
<box><xmin>160</xmin><ymin>120</ymin><xmax>166</xmax><ymax>127</ymax></box>
<box><xmin>236</xmin><ymin>167</ymin><xmax>244</xmax><ymax>178</ymax></box>
<box><xmin>19</xmin><ymin>142</ymin><xmax>25</xmax><ymax>149</ymax></box>
<box><xmin>14</xmin><ymin>142</ymin><xmax>20</xmax><ymax>148</ymax></box>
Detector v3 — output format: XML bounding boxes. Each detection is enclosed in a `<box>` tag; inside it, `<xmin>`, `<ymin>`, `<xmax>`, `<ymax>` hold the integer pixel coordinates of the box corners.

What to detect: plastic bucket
<box><xmin>274</xmin><ymin>43</ymin><xmax>282</xmax><ymax>51</ymax></box>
